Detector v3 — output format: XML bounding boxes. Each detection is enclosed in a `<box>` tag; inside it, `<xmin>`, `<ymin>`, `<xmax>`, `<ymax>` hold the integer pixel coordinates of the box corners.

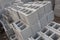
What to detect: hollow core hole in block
<box><xmin>42</xmin><ymin>2</ymin><xmax>46</xmax><ymax>4</ymax></box>
<box><xmin>46</xmin><ymin>30</ymin><xmax>53</xmax><ymax>36</ymax></box>
<box><xmin>15</xmin><ymin>38</ymin><xmax>18</xmax><ymax>40</ymax></box>
<box><xmin>20</xmin><ymin>9</ymin><xmax>25</xmax><ymax>11</ymax></box>
<box><xmin>26</xmin><ymin>11</ymin><xmax>32</xmax><ymax>14</ymax></box>
<box><xmin>41</xmin><ymin>28</ymin><xmax>48</xmax><ymax>33</ymax></box>
<box><xmin>16</xmin><ymin>21</ymin><xmax>20</xmax><ymax>24</ymax></box>
<box><xmin>28</xmin><ymin>6</ymin><xmax>31</xmax><ymax>8</ymax></box>
<box><xmin>32</xmin><ymin>6</ymin><xmax>36</xmax><ymax>8</ymax></box>
<box><xmin>34</xmin><ymin>6</ymin><xmax>39</xmax><ymax>9</ymax></box>
<box><xmin>20</xmin><ymin>25</ymin><xmax>26</xmax><ymax>30</ymax></box>
<box><xmin>17</xmin><ymin>23</ymin><xmax>23</xmax><ymax>27</ymax></box>
<box><xmin>11</xmin><ymin>35</ymin><xmax>15</xmax><ymax>39</ymax></box>
<box><xmin>54</xmin><ymin>25</ymin><xmax>60</xmax><ymax>29</ymax></box>
<box><xmin>48</xmin><ymin>23</ymin><xmax>54</xmax><ymax>27</ymax></box>
<box><xmin>23</xmin><ymin>10</ymin><xmax>28</xmax><ymax>13</ymax></box>
<box><xmin>14</xmin><ymin>6</ymin><xmax>21</xmax><ymax>10</ymax></box>
<box><xmin>32</xmin><ymin>33</ymin><xmax>39</xmax><ymax>39</ymax></box>
<box><xmin>38</xmin><ymin>37</ymin><xmax>44</xmax><ymax>40</ymax></box>
<box><xmin>22</xmin><ymin>5</ymin><xmax>27</xmax><ymax>7</ymax></box>
<box><xmin>51</xmin><ymin>34</ymin><xmax>60</xmax><ymax>40</ymax></box>
<box><xmin>22</xmin><ymin>9</ymin><xmax>26</xmax><ymax>12</ymax></box>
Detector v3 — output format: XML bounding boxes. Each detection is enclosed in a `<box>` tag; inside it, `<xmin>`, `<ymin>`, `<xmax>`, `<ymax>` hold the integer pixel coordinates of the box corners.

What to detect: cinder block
<box><xmin>47</xmin><ymin>22</ymin><xmax>60</xmax><ymax>35</ymax></box>
<box><xmin>17</xmin><ymin>7</ymin><xmax>39</xmax><ymax>25</ymax></box>
<box><xmin>38</xmin><ymin>26</ymin><xmax>60</xmax><ymax>40</ymax></box>
<box><xmin>30</xmin><ymin>22</ymin><xmax>41</xmax><ymax>36</ymax></box>
<box><xmin>2</xmin><ymin>10</ymin><xmax>14</xmax><ymax>23</ymax></box>
<box><xmin>4</xmin><ymin>6</ymin><xmax>20</xmax><ymax>22</ymax></box>
<box><xmin>12</xmin><ymin>20</ymin><xmax>32</xmax><ymax>40</ymax></box>
<box><xmin>6</xmin><ymin>28</ymin><xmax>18</xmax><ymax>40</ymax></box>
<box><xmin>38</xmin><ymin>22</ymin><xmax>60</xmax><ymax>40</ymax></box>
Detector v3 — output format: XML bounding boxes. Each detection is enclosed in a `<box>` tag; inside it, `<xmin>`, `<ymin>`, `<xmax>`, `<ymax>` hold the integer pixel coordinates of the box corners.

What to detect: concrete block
<box><xmin>6</xmin><ymin>28</ymin><xmax>18</xmax><ymax>40</ymax></box>
<box><xmin>12</xmin><ymin>20</ymin><xmax>32</xmax><ymax>40</ymax></box>
<box><xmin>2</xmin><ymin>10</ymin><xmax>14</xmax><ymax>23</ymax></box>
<box><xmin>38</xmin><ymin>26</ymin><xmax>60</xmax><ymax>40</ymax></box>
<box><xmin>4</xmin><ymin>6</ymin><xmax>20</xmax><ymax>22</ymax></box>
<box><xmin>37</xmin><ymin>22</ymin><xmax>60</xmax><ymax>40</ymax></box>
<box><xmin>47</xmin><ymin>22</ymin><xmax>60</xmax><ymax>35</ymax></box>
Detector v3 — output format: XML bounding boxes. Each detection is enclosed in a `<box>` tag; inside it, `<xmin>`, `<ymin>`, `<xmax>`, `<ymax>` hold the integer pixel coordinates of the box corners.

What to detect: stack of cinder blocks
<box><xmin>2</xmin><ymin>1</ymin><xmax>54</xmax><ymax>40</ymax></box>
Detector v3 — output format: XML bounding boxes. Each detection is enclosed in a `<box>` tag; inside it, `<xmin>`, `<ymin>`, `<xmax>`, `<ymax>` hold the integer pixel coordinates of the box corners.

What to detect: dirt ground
<box><xmin>0</xmin><ymin>29</ymin><xmax>9</xmax><ymax>40</ymax></box>
<box><xmin>54</xmin><ymin>16</ymin><xmax>60</xmax><ymax>23</ymax></box>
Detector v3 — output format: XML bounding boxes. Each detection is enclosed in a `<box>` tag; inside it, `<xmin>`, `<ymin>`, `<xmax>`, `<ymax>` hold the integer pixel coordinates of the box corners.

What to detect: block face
<box><xmin>27</xmin><ymin>11</ymin><xmax>39</xmax><ymax>25</ymax></box>
<box><xmin>12</xmin><ymin>20</ymin><xmax>33</xmax><ymax>40</ymax></box>
<box><xmin>30</xmin><ymin>22</ymin><xmax>41</xmax><ymax>35</ymax></box>
<box><xmin>38</xmin><ymin>6</ymin><xmax>45</xmax><ymax>20</ymax></box>
<box><xmin>39</xmin><ymin>15</ymin><xmax>48</xmax><ymax>28</ymax></box>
